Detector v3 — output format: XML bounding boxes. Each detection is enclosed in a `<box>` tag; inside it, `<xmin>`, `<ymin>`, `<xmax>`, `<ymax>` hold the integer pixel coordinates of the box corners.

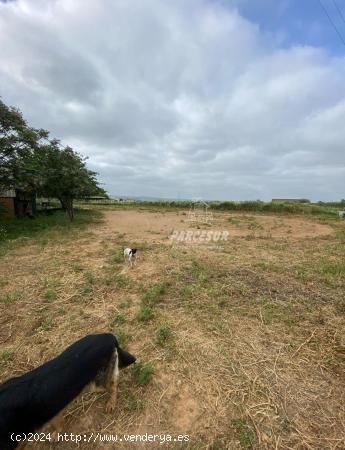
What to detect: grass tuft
<box><xmin>38</xmin><ymin>317</ymin><xmax>55</xmax><ymax>332</ymax></box>
<box><xmin>142</xmin><ymin>281</ymin><xmax>168</xmax><ymax>307</ymax></box>
<box><xmin>43</xmin><ymin>288</ymin><xmax>57</xmax><ymax>301</ymax></box>
<box><xmin>84</xmin><ymin>271</ymin><xmax>94</xmax><ymax>285</ymax></box>
<box><xmin>116</xmin><ymin>330</ymin><xmax>131</xmax><ymax>349</ymax></box>
<box><xmin>133</xmin><ymin>360</ymin><xmax>154</xmax><ymax>386</ymax></box>
<box><xmin>136</xmin><ymin>306</ymin><xmax>155</xmax><ymax>322</ymax></box>
<box><xmin>72</xmin><ymin>262</ymin><xmax>83</xmax><ymax>273</ymax></box>
<box><xmin>234</xmin><ymin>419</ymin><xmax>255</xmax><ymax>449</ymax></box>
<box><xmin>1</xmin><ymin>292</ymin><xmax>21</xmax><ymax>305</ymax></box>
<box><xmin>156</xmin><ymin>324</ymin><xmax>174</xmax><ymax>347</ymax></box>
<box><xmin>109</xmin><ymin>312</ymin><xmax>126</xmax><ymax>330</ymax></box>
<box><xmin>0</xmin><ymin>350</ymin><xmax>13</xmax><ymax>365</ymax></box>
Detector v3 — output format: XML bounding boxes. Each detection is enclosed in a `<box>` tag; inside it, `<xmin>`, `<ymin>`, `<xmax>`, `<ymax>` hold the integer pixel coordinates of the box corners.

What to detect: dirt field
<box><xmin>1</xmin><ymin>209</ymin><xmax>345</xmax><ymax>449</ymax></box>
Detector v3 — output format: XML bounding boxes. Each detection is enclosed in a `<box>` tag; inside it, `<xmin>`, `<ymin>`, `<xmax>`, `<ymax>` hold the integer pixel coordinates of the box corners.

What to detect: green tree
<box><xmin>0</xmin><ymin>99</ymin><xmax>48</xmax><ymax>190</ymax></box>
<box><xmin>0</xmin><ymin>99</ymin><xmax>106</xmax><ymax>221</ymax></box>
<box><xmin>38</xmin><ymin>141</ymin><xmax>106</xmax><ymax>221</ymax></box>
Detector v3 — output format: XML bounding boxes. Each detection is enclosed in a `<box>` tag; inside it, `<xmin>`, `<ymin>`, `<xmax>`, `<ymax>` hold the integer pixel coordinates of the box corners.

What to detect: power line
<box><xmin>332</xmin><ymin>0</ymin><xmax>345</xmax><ymax>28</ymax></box>
<box><xmin>318</xmin><ymin>0</ymin><xmax>345</xmax><ymax>47</ymax></box>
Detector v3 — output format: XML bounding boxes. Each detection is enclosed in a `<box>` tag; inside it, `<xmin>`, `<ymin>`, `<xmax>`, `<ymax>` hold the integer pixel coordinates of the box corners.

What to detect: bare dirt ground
<box><xmin>1</xmin><ymin>209</ymin><xmax>344</xmax><ymax>449</ymax></box>
<box><xmin>103</xmin><ymin>209</ymin><xmax>333</xmax><ymax>240</ymax></box>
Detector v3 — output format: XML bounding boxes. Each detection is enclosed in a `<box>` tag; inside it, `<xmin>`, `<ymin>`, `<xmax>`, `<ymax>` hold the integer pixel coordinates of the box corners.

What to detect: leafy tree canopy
<box><xmin>0</xmin><ymin>99</ymin><xmax>106</xmax><ymax>220</ymax></box>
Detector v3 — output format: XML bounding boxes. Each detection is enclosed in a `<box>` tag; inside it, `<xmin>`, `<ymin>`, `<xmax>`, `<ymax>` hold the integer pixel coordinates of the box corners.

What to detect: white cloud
<box><xmin>0</xmin><ymin>0</ymin><xmax>344</xmax><ymax>200</ymax></box>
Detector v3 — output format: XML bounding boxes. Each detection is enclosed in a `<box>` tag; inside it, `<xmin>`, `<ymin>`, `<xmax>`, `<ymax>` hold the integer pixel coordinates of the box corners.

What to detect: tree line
<box><xmin>0</xmin><ymin>99</ymin><xmax>106</xmax><ymax>220</ymax></box>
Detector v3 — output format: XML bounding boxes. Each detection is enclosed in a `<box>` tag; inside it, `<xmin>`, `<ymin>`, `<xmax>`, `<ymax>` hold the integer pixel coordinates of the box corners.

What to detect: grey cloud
<box><xmin>0</xmin><ymin>0</ymin><xmax>344</xmax><ymax>200</ymax></box>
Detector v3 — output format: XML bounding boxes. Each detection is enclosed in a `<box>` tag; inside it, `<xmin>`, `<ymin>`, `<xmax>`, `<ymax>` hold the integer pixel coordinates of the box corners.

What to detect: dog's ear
<box><xmin>117</xmin><ymin>347</ymin><xmax>136</xmax><ymax>369</ymax></box>
<box><xmin>132</xmin><ymin>248</ymin><xmax>137</xmax><ymax>254</ymax></box>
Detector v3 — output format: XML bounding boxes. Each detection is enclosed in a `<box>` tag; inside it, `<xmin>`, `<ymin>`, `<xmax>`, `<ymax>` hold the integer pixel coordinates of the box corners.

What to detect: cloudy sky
<box><xmin>1</xmin><ymin>0</ymin><xmax>345</xmax><ymax>200</ymax></box>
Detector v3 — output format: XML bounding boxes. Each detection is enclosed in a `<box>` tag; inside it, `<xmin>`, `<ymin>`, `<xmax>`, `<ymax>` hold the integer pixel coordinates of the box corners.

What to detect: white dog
<box><xmin>124</xmin><ymin>248</ymin><xmax>137</xmax><ymax>267</ymax></box>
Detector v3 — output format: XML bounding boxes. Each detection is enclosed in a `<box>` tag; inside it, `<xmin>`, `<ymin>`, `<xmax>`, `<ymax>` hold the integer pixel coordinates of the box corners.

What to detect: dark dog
<box><xmin>0</xmin><ymin>333</ymin><xmax>136</xmax><ymax>450</ymax></box>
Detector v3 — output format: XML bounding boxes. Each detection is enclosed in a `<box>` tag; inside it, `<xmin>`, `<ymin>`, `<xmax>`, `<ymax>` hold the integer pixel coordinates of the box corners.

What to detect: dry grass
<box><xmin>0</xmin><ymin>209</ymin><xmax>345</xmax><ymax>449</ymax></box>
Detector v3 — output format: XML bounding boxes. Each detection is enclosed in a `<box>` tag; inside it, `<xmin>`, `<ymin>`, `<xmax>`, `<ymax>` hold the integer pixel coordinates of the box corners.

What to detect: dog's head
<box><xmin>117</xmin><ymin>347</ymin><xmax>136</xmax><ymax>369</ymax></box>
<box><xmin>131</xmin><ymin>248</ymin><xmax>137</xmax><ymax>255</ymax></box>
